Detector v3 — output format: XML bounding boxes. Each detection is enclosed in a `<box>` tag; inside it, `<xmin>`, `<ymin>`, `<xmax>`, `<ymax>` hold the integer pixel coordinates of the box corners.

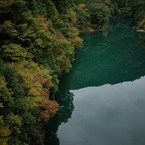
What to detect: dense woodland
<box><xmin>0</xmin><ymin>0</ymin><xmax>145</xmax><ymax>145</ymax></box>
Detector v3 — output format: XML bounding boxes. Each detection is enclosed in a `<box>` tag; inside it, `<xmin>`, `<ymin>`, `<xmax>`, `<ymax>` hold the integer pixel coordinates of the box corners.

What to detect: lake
<box><xmin>45</xmin><ymin>19</ymin><xmax>145</xmax><ymax>145</ymax></box>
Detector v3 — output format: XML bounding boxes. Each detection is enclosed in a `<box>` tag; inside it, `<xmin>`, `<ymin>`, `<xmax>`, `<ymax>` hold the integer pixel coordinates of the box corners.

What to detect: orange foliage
<box><xmin>33</xmin><ymin>75</ymin><xmax>46</xmax><ymax>85</ymax></box>
<box><xmin>54</xmin><ymin>33</ymin><xmax>65</xmax><ymax>39</ymax></box>
<box><xmin>78</xmin><ymin>3</ymin><xmax>86</xmax><ymax>9</ymax></box>
<box><xmin>72</xmin><ymin>37</ymin><xmax>83</xmax><ymax>44</ymax></box>
<box><xmin>38</xmin><ymin>97</ymin><xmax>59</xmax><ymax>121</ymax></box>
<box><xmin>37</xmin><ymin>15</ymin><xmax>52</xmax><ymax>29</ymax></box>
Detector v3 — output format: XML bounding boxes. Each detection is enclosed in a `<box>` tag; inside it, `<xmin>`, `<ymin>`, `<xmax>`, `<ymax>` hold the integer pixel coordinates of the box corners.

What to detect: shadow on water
<box><xmin>44</xmin><ymin>19</ymin><xmax>145</xmax><ymax>145</ymax></box>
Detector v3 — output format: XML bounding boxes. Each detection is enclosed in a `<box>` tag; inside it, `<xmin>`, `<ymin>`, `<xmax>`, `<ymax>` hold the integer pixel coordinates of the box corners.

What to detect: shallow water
<box><xmin>45</xmin><ymin>19</ymin><xmax>145</xmax><ymax>145</ymax></box>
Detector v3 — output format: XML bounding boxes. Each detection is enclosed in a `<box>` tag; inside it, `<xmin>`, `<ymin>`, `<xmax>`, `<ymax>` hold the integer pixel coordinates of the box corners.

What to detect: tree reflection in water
<box><xmin>44</xmin><ymin>19</ymin><xmax>145</xmax><ymax>145</ymax></box>
<box><xmin>44</xmin><ymin>88</ymin><xmax>74</xmax><ymax>145</ymax></box>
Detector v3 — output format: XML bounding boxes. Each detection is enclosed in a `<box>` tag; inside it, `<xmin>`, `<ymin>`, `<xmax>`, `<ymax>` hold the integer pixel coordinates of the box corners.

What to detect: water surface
<box><xmin>45</xmin><ymin>19</ymin><xmax>145</xmax><ymax>145</ymax></box>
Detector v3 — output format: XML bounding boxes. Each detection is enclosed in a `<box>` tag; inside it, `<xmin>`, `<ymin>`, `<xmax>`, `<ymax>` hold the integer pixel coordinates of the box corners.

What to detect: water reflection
<box><xmin>45</xmin><ymin>19</ymin><xmax>145</xmax><ymax>145</ymax></box>
<box><xmin>44</xmin><ymin>90</ymin><xmax>74</xmax><ymax>145</ymax></box>
<box><xmin>58</xmin><ymin>76</ymin><xmax>145</xmax><ymax>145</ymax></box>
<box><xmin>62</xmin><ymin>19</ymin><xmax>145</xmax><ymax>89</ymax></box>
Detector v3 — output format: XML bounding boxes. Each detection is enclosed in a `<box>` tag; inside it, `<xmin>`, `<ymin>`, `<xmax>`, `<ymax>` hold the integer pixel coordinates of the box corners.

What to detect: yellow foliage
<box><xmin>37</xmin><ymin>15</ymin><xmax>52</xmax><ymax>30</ymax></box>
<box><xmin>137</xmin><ymin>17</ymin><xmax>145</xmax><ymax>30</ymax></box>
<box><xmin>72</xmin><ymin>37</ymin><xmax>83</xmax><ymax>44</ymax></box>
<box><xmin>0</xmin><ymin>126</ymin><xmax>11</xmax><ymax>137</ymax></box>
<box><xmin>104</xmin><ymin>0</ymin><xmax>111</xmax><ymax>6</ymax></box>
<box><xmin>0</xmin><ymin>116</ymin><xmax>11</xmax><ymax>137</ymax></box>
<box><xmin>24</xmin><ymin>97</ymin><xmax>41</xmax><ymax>108</ymax></box>
<box><xmin>11</xmin><ymin>61</ymin><xmax>52</xmax><ymax>108</ymax></box>
<box><xmin>0</xmin><ymin>102</ymin><xmax>4</xmax><ymax>108</ymax></box>
<box><xmin>2</xmin><ymin>43</ymin><xmax>27</xmax><ymax>61</ymax></box>
<box><xmin>6</xmin><ymin>113</ymin><xmax>22</xmax><ymax>127</ymax></box>
<box><xmin>67</xmin><ymin>9</ymin><xmax>77</xmax><ymax>24</ymax></box>
<box><xmin>78</xmin><ymin>3</ymin><xmax>86</xmax><ymax>9</ymax></box>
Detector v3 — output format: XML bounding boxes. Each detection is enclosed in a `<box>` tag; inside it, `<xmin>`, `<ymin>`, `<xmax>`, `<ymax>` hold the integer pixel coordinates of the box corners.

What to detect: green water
<box><xmin>45</xmin><ymin>19</ymin><xmax>145</xmax><ymax>145</ymax></box>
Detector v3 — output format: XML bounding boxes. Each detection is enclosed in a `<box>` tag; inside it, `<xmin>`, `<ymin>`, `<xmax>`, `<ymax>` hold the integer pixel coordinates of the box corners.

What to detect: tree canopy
<box><xmin>0</xmin><ymin>0</ymin><xmax>145</xmax><ymax>145</ymax></box>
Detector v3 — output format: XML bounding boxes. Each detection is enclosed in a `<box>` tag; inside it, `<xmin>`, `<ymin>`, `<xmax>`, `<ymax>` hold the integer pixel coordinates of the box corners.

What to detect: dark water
<box><xmin>45</xmin><ymin>19</ymin><xmax>145</xmax><ymax>145</ymax></box>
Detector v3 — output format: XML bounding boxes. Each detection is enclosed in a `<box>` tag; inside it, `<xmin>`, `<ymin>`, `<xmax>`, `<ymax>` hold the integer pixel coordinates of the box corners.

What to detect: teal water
<box><xmin>45</xmin><ymin>19</ymin><xmax>145</xmax><ymax>145</ymax></box>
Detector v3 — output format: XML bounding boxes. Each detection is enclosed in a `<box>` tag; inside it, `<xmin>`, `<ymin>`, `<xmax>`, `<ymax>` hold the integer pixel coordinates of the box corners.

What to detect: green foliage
<box><xmin>2</xmin><ymin>0</ymin><xmax>138</xmax><ymax>145</ymax></box>
<box><xmin>46</xmin><ymin>1</ymin><xmax>60</xmax><ymax>20</ymax></box>
<box><xmin>111</xmin><ymin>0</ymin><xmax>145</xmax><ymax>18</ymax></box>
<box><xmin>2</xmin><ymin>43</ymin><xmax>27</xmax><ymax>61</ymax></box>
<box><xmin>87</xmin><ymin>2</ymin><xmax>111</xmax><ymax>29</ymax></box>
<box><xmin>110</xmin><ymin>0</ymin><xmax>145</xmax><ymax>30</ymax></box>
<box><xmin>73</xmin><ymin>4</ymin><xmax>91</xmax><ymax>30</ymax></box>
<box><xmin>52</xmin><ymin>0</ymin><xmax>74</xmax><ymax>13</ymax></box>
<box><xmin>0</xmin><ymin>115</ymin><xmax>11</xmax><ymax>145</ymax></box>
<box><xmin>120</xmin><ymin>7</ymin><xmax>132</xmax><ymax>17</ymax></box>
<box><xmin>0</xmin><ymin>67</ymin><xmax>41</xmax><ymax>145</ymax></box>
<box><xmin>0</xmin><ymin>76</ymin><xmax>12</xmax><ymax>145</ymax></box>
<box><xmin>134</xmin><ymin>1</ymin><xmax>145</xmax><ymax>20</ymax></box>
<box><xmin>2</xmin><ymin>0</ymin><xmax>144</xmax><ymax>144</ymax></box>
<box><xmin>0</xmin><ymin>75</ymin><xmax>14</xmax><ymax>111</ymax></box>
<box><xmin>0</xmin><ymin>0</ymin><xmax>25</xmax><ymax>14</ymax></box>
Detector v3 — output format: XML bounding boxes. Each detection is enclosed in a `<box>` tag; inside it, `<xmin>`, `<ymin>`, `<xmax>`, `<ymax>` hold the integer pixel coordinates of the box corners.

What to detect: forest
<box><xmin>0</xmin><ymin>0</ymin><xmax>145</xmax><ymax>145</ymax></box>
